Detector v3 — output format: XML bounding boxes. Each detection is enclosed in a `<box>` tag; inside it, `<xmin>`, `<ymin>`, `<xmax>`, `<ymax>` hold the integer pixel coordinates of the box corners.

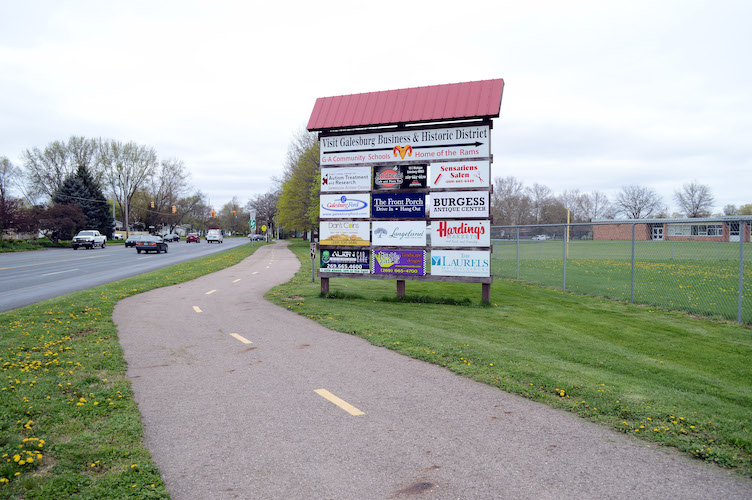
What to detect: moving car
<box><xmin>135</xmin><ymin>235</ymin><xmax>168</xmax><ymax>254</ymax></box>
<box><xmin>72</xmin><ymin>230</ymin><xmax>106</xmax><ymax>250</ymax></box>
<box><xmin>206</xmin><ymin>229</ymin><xmax>223</xmax><ymax>243</ymax></box>
<box><xmin>162</xmin><ymin>233</ymin><xmax>180</xmax><ymax>242</ymax></box>
<box><xmin>125</xmin><ymin>234</ymin><xmax>147</xmax><ymax>247</ymax></box>
<box><xmin>249</xmin><ymin>234</ymin><xmax>265</xmax><ymax>241</ymax></box>
<box><xmin>186</xmin><ymin>233</ymin><xmax>200</xmax><ymax>243</ymax></box>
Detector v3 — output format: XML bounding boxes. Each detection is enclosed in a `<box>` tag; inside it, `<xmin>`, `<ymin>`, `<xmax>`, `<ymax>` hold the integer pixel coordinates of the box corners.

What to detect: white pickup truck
<box><xmin>72</xmin><ymin>230</ymin><xmax>107</xmax><ymax>250</ymax></box>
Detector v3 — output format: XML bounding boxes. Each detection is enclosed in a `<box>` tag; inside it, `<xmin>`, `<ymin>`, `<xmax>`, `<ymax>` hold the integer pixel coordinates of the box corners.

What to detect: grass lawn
<box><xmin>0</xmin><ymin>242</ymin><xmax>268</xmax><ymax>498</ymax></box>
<box><xmin>268</xmin><ymin>241</ymin><xmax>752</xmax><ymax>477</ymax></box>
<box><xmin>493</xmin><ymin>240</ymin><xmax>752</xmax><ymax>323</ymax></box>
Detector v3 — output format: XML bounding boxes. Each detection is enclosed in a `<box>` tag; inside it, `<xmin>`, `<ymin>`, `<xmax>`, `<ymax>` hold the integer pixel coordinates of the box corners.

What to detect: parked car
<box><xmin>135</xmin><ymin>235</ymin><xmax>168</xmax><ymax>254</ymax></box>
<box><xmin>162</xmin><ymin>233</ymin><xmax>180</xmax><ymax>242</ymax></box>
<box><xmin>186</xmin><ymin>233</ymin><xmax>200</xmax><ymax>243</ymax></box>
<box><xmin>111</xmin><ymin>233</ymin><xmax>124</xmax><ymax>240</ymax></box>
<box><xmin>531</xmin><ymin>235</ymin><xmax>551</xmax><ymax>240</ymax></box>
<box><xmin>125</xmin><ymin>234</ymin><xmax>147</xmax><ymax>247</ymax></box>
<box><xmin>249</xmin><ymin>234</ymin><xmax>265</xmax><ymax>241</ymax></box>
<box><xmin>206</xmin><ymin>229</ymin><xmax>223</xmax><ymax>243</ymax></box>
<box><xmin>72</xmin><ymin>230</ymin><xmax>106</xmax><ymax>250</ymax></box>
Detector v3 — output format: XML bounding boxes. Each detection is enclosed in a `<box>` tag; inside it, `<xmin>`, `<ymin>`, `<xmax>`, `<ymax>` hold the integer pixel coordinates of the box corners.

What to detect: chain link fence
<box><xmin>492</xmin><ymin>218</ymin><xmax>752</xmax><ymax>325</ymax></box>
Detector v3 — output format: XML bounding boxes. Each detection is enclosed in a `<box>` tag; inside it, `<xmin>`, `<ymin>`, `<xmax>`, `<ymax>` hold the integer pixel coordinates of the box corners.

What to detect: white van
<box><xmin>206</xmin><ymin>229</ymin><xmax>223</xmax><ymax>243</ymax></box>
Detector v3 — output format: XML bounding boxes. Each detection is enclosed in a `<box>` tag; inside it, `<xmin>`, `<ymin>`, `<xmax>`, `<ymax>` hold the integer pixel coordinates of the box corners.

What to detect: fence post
<box><xmin>516</xmin><ymin>227</ymin><xmax>520</xmax><ymax>281</ymax></box>
<box><xmin>739</xmin><ymin>220</ymin><xmax>745</xmax><ymax>325</ymax></box>
<box><xmin>631</xmin><ymin>223</ymin><xmax>636</xmax><ymax>304</ymax></box>
<box><xmin>563</xmin><ymin>224</ymin><xmax>567</xmax><ymax>292</ymax></box>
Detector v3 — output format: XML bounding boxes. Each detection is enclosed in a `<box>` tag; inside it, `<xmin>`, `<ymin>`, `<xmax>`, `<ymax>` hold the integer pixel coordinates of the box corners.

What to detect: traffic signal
<box><xmin>232</xmin><ymin>210</ymin><xmax>236</xmax><ymax>216</ymax></box>
<box><xmin>150</xmin><ymin>200</ymin><xmax>155</xmax><ymax>209</ymax></box>
<box><xmin>172</xmin><ymin>205</ymin><xmax>177</xmax><ymax>214</ymax></box>
<box><xmin>211</xmin><ymin>210</ymin><xmax>216</xmax><ymax>218</ymax></box>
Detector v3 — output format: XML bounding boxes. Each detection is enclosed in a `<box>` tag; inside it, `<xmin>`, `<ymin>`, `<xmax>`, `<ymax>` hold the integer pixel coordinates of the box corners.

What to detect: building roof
<box><xmin>306</xmin><ymin>79</ymin><xmax>504</xmax><ymax>132</ymax></box>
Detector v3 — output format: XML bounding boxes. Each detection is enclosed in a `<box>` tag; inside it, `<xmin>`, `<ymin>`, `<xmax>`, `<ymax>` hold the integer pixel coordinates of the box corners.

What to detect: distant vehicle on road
<box><xmin>531</xmin><ymin>235</ymin><xmax>551</xmax><ymax>240</ymax></box>
<box><xmin>125</xmin><ymin>234</ymin><xmax>147</xmax><ymax>248</ymax></box>
<box><xmin>162</xmin><ymin>233</ymin><xmax>180</xmax><ymax>242</ymax></box>
<box><xmin>111</xmin><ymin>233</ymin><xmax>124</xmax><ymax>240</ymax></box>
<box><xmin>135</xmin><ymin>235</ymin><xmax>168</xmax><ymax>254</ymax></box>
<box><xmin>72</xmin><ymin>230</ymin><xmax>106</xmax><ymax>250</ymax></box>
<box><xmin>186</xmin><ymin>233</ymin><xmax>200</xmax><ymax>243</ymax></box>
<box><xmin>249</xmin><ymin>234</ymin><xmax>265</xmax><ymax>241</ymax></box>
<box><xmin>206</xmin><ymin>229</ymin><xmax>223</xmax><ymax>243</ymax></box>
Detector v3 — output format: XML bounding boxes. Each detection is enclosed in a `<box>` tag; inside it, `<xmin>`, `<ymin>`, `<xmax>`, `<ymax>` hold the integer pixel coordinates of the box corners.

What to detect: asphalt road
<box><xmin>0</xmin><ymin>237</ymin><xmax>252</xmax><ymax>312</ymax></box>
<box><xmin>115</xmin><ymin>241</ymin><xmax>752</xmax><ymax>499</ymax></box>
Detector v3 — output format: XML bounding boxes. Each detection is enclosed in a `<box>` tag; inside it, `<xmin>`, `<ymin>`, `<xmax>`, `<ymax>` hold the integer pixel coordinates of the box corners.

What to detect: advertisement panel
<box><xmin>371</xmin><ymin>220</ymin><xmax>426</xmax><ymax>246</ymax></box>
<box><xmin>430</xmin><ymin>250</ymin><xmax>490</xmax><ymax>277</ymax></box>
<box><xmin>373</xmin><ymin>165</ymin><xmax>427</xmax><ymax>190</ymax></box>
<box><xmin>429</xmin><ymin>191</ymin><xmax>489</xmax><ymax>218</ymax></box>
<box><xmin>373</xmin><ymin>250</ymin><xmax>426</xmax><ymax>276</ymax></box>
<box><xmin>429</xmin><ymin>160</ymin><xmax>490</xmax><ymax>188</ymax></box>
<box><xmin>320</xmin><ymin>248</ymin><xmax>370</xmax><ymax>274</ymax></box>
<box><xmin>320</xmin><ymin>194</ymin><xmax>370</xmax><ymax>219</ymax></box>
<box><xmin>319</xmin><ymin>220</ymin><xmax>370</xmax><ymax>246</ymax></box>
<box><xmin>432</xmin><ymin>220</ymin><xmax>490</xmax><ymax>247</ymax></box>
<box><xmin>320</xmin><ymin>125</ymin><xmax>490</xmax><ymax>165</ymax></box>
<box><xmin>372</xmin><ymin>193</ymin><xmax>425</xmax><ymax>218</ymax></box>
<box><xmin>321</xmin><ymin>167</ymin><xmax>371</xmax><ymax>192</ymax></box>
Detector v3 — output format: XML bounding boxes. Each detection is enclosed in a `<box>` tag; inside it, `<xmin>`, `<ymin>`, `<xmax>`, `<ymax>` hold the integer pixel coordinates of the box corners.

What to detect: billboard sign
<box><xmin>432</xmin><ymin>220</ymin><xmax>490</xmax><ymax>247</ymax></box>
<box><xmin>320</xmin><ymin>248</ymin><xmax>370</xmax><ymax>274</ymax></box>
<box><xmin>320</xmin><ymin>194</ymin><xmax>370</xmax><ymax>218</ymax></box>
<box><xmin>429</xmin><ymin>191</ymin><xmax>489</xmax><ymax>218</ymax></box>
<box><xmin>320</xmin><ymin>220</ymin><xmax>370</xmax><ymax>246</ymax></box>
<box><xmin>373</xmin><ymin>249</ymin><xmax>426</xmax><ymax>276</ymax></box>
<box><xmin>430</xmin><ymin>160</ymin><xmax>490</xmax><ymax>188</ymax></box>
<box><xmin>320</xmin><ymin>125</ymin><xmax>490</xmax><ymax>165</ymax></box>
<box><xmin>321</xmin><ymin>167</ymin><xmax>371</xmax><ymax>192</ymax></box>
<box><xmin>372</xmin><ymin>193</ymin><xmax>425</xmax><ymax>218</ymax></box>
<box><xmin>430</xmin><ymin>250</ymin><xmax>490</xmax><ymax>277</ymax></box>
<box><xmin>371</xmin><ymin>220</ymin><xmax>426</xmax><ymax>246</ymax></box>
<box><xmin>373</xmin><ymin>165</ymin><xmax>427</xmax><ymax>190</ymax></box>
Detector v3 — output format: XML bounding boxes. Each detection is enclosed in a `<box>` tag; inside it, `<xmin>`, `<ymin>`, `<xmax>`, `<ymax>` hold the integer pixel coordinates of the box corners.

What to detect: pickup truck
<box><xmin>72</xmin><ymin>230</ymin><xmax>107</xmax><ymax>250</ymax></box>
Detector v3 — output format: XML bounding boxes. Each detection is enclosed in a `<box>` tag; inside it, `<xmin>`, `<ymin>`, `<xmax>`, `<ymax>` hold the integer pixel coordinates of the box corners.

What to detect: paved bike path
<box><xmin>114</xmin><ymin>241</ymin><xmax>752</xmax><ymax>499</ymax></box>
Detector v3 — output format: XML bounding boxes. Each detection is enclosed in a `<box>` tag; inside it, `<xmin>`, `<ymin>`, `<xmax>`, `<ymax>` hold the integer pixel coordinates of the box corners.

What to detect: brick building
<box><xmin>592</xmin><ymin>217</ymin><xmax>752</xmax><ymax>243</ymax></box>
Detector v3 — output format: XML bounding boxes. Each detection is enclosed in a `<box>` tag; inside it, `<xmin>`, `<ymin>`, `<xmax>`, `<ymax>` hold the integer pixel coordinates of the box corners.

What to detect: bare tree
<box><xmin>246</xmin><ymin>189</ymin><xmax>279</xmax><ymax>233</ymax></box>
<box><xmin>614</xmin><ymin>185</ymin><xmax>663</xmax><ymax>219</ymax></box>
<box><xmin>674</xmin><ymin>181</ymin><xmax>714</xmax><ymax>218</ymax></box>
<box><xmin>1</xmin><ymin>156</ymin><xmax>23</xmax><ymax>232</ymax></box>
<box><xmin>527</xmin><ymin>183</ymin><xmax>553</xmax><ymax>224</ymax></box>
<box><xmin>491</xmin><ymin>176</ymin><xmax>531</xmax><ymax>225</ymax></box>
<box><xmin>100</xmin><ymin>140</ymin><xmax>158</xmax><ymax>235</ymax></box>
<box><xmin>21</xmin><ymin>136</ymin><xmax>103</xmax><ymax>201</ymax></box>
<box><xmin>558</xmin><ymin>189</ymin><xmax>583</xmax><ymax>221</ymax></box>
<box><xmin>578</xmin><ymin>191</ymin><xmax>612</xmax><ymax>221</ymax></box>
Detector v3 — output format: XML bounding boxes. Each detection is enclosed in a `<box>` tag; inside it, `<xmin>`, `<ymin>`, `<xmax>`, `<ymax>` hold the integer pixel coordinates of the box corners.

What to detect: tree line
<box><xmin>272</xmin><ymin>131</ymin><xmax>747</xmax><ymax>235</ymax></box>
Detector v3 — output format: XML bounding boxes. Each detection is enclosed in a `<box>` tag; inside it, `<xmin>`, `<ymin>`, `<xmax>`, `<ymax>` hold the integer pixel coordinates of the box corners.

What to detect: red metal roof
<box><xmin>307</xmin><ymin>79</ymin><xmax>504</xmax><ymax>131</ymax></box>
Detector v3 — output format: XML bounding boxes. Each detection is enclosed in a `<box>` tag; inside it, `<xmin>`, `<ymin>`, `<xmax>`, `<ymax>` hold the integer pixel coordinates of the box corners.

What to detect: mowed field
<box><xmin>493</xmin><ymin>239</ymin><xmax>752</xmax><ymax>324</ymax></box>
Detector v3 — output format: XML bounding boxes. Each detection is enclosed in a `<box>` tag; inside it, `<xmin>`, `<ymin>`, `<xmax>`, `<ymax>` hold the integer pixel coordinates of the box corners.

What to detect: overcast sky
<box><xmin>1</xmin><ymin>0</ymin><xmax>749</xmax><ymax>215</ymax></box>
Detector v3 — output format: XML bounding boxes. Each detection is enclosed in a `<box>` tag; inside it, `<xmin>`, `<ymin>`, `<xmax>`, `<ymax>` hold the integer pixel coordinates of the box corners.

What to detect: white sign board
<box><xmin>371</xmin><ymin>221</ymin><xmax>427</xmax><ymax>247</ymax></box>
<box><xmin>431</xmin><ymin>250</ymin><xmax>490</xmax><ymax>277</ymax></box>
<box><xmin>430</xmin><ymin>160</ymin><xmax>490</xmax><ymax>188</ymax></box>
<box><xmin>429</xmin><ymin>191</ymin><xmax>489</xmax><ymax>218</ymax></box>
<box><xmin>321</xmin><ymin>167</ymin><xmax>371</xmax><ymax>192</ymax></box>
<box><xmin>319</xmin><ymin>194</ymin><xmax>370</xmax><ymax>219</ymax></box>
<box><xmin>320</xmin><ymin>125</ymin><xmax>490</xmax><ymax>165</ymax></box>
<box><xmin>320</xmin><ymin>220</ymin><xmax>370</xmax><ymax>246</ymax></box>
<box><xmin>432</xmin><ymin>220</ymin><xmax>490</xmax><ymax>247</ymax></box>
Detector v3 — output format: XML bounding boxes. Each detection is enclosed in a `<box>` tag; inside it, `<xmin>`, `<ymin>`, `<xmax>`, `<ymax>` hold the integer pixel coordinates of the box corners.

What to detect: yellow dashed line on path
<box><xmin>193</xmin><ymin>306</ymin><xmax>202</xmax><ymax>313</ymax></box>
<box><xmin>205</xmin><ymin>289</ymin><xmax>216</xmax><ymax>295</ymax></box>
<box><xmin>252</xmin><ymin>272</ymin><xmax>259</xmax><ymax>275</ymax></box>
<box><xmin>230</xmin><ymin>333</ymin><xmax>252</xmax><ymax>344</ymax></box>
<box><xmin>233</xmin><ymin>279</ymin><xmax>241</xmax><ymax>283</ymax></box>
<box><xmin>314</xmin><ymin>389</ymin><xmax>365</xmax><ymax>416</ymax></box>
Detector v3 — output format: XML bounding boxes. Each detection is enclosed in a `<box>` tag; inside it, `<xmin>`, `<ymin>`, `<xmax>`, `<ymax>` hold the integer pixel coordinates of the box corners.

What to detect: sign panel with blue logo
<box><xmin>430</xmin><ymin>250</ymin><xmax>490</xmax><ymax>277</ymax></box>
<box><xmin>320</xmin><ymin>194</ymin><xmax>370</xmax><ymax>218</ymax></box>
<box><xmin>371</xmin><ymin>193</ymin><xmax>425</xmax><ymax>218</ymax></box>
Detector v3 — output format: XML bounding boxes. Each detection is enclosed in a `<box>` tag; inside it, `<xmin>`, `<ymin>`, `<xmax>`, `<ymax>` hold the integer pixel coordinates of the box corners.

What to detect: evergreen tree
<box><xmin>52</xmin><ymin>165</ymin><xmax>113</xmax><ymax>237</ymax></box>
